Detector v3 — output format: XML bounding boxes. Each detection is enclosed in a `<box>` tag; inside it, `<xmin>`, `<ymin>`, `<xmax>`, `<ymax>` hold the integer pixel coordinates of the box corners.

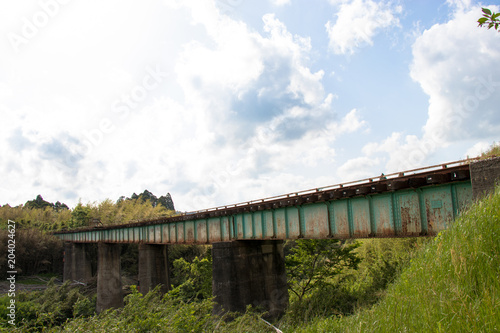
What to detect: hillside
<box><xmin>297</xmin><ymin>186</ymin><xmax>500</xmax><ymax>332</ymax></box>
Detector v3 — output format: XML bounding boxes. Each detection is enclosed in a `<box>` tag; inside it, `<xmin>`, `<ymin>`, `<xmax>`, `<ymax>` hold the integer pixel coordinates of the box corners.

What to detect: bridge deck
<box><xmin>55</xmin><ymin>162</ymin><xmax>473</xmax><ymax>244</ymax></box>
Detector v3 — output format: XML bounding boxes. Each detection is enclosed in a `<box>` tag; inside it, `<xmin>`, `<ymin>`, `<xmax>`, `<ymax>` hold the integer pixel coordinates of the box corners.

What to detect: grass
<box><xmin>293</xmin><ymin>186</ymin><xmax>500</xmax><ymax>332</ymax></box>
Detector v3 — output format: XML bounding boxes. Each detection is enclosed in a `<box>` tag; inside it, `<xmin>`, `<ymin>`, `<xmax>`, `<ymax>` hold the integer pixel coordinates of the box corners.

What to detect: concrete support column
<box><xmin>97</xmin><ymin>243</ymin><xmax>123</xmax><ymax>312</ymax></box>
<box><xmin>63</xmin><ymin>242</ymin><xmax>92</xmax><ymax>282</ymax></box>
<box><xmin>73</xmin><ymin>243</ymin><xmax>92</xmax><ymax>282</ymax></box>
<box><xmin>63</xmin><ymin>242</ymin><xmax>73</xmax><ymax>282</ymax></box>
<box><xmin>138</xmin><ymin>244</ymin><xmax>170</xmax><ymax>295</ymax></box>
<box><xmin>471</xmin><ymin>156</ymin><xmax>500</xmax><ymax>200</ymax></box>
<box><xmin>212</xmin><ymin>240</ymin><xmax>288</xmax><ymax>320</ymax></box>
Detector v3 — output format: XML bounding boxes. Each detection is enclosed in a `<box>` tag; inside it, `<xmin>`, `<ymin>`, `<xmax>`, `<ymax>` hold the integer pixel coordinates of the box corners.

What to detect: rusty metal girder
<box><xmin>54</xmin><ymin>161</ymin><xmax>474</xmax><ymax>244</ymax></box>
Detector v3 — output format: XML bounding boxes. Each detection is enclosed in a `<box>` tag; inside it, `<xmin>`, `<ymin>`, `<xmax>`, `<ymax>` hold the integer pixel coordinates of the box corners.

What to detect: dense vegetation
<box><xmin>0</xmin><ymin>191</ymin><xmax>177</xmax><ymax>280</ymax></box>
<box><xmin>294</xmin><ymin>185</ymin><xmax>500</xmax><ymax>332</ymax></box>
<box><xmin>0</xmin><ymin>233</ymin><xmax>422</xmax><ymax>331</ymax></box>
<box><xmin>3</xmin><ymin>182</ymin><xmax>494</xmax><ymax>332</ymax></box>
<box><xmin>0</xmin><ymin>191</ymin><xmax>176</xmax><ymax>232</ymax></box>
<box><xmin>1</xmin><ymin>148</ymin><xmax>499</xmax><ymax>332</ymax></box>
<box><xmin>2</xmin><ymin>183</ymin><xmax>499</xmax><ymax>331</ymax></box>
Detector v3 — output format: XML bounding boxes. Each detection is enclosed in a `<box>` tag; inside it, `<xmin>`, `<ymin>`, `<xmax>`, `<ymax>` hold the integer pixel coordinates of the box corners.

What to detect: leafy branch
<box><xmin>285</xmin><ymin>239</ymin><xmax>360</xmax><ymax>302</ymax></box>
<box><xmin>478</xmin><ymin>7</ymin><xmax>500</xmax><ymax>31</ymax></box>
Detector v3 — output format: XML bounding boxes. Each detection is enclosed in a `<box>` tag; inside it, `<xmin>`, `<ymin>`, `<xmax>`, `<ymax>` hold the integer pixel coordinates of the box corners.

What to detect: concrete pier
<box><xmin>63</xmin><ymin>242</ymin><xmax>92</xmax><ymax>282</ymax></box>
<box><xmin>138</xmin><ymin>244</ymin><xmax>170</xmax><ymax>295</ymax></box>
<box><xmin>96</xmin><ymin>243</ymin><xmax>123</xmax><ymax>312</ymax></box>
<box><xmin>471</xmin><ymin>156</ymin><xmax>500</xmax><ymax>199</ymax></box>
<box><xmin>212</xmin><ymin>240</ymin><xmax>288</xmax><ymax>319</ymax></box>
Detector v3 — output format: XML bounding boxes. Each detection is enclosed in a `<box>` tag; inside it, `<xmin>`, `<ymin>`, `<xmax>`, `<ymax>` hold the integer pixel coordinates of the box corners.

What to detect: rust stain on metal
<box><xmin>186</xmin><ymin>228</ymin><xmax>195</xmax><ymax>243</ymax></box>
<box><xmin>401</xmin><ymin>207</ymin><xmax>409</xmax><ymax>235</ymax></box>
<box><xmin>425</xmin><ymin>201</ymin><xmax>434</xmax><ymax>234</ymax></box>
<box><xmin>208</xmin><ymin>220</ymin><xmax>220</xmax><ymax>243</ymax></box>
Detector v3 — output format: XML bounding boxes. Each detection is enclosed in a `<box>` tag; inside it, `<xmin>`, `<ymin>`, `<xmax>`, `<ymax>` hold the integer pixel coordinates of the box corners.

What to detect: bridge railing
<box><xmin>187</xmin><ymin>158</ymin><xmax>477</xmax><ymax>215</ymax></box>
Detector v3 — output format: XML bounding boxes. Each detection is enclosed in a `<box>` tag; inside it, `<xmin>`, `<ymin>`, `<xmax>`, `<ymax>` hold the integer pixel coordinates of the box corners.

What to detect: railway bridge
<box><xmin>54</xmin><ymin>157</ymin><xmax>500</xmax><ymax>317</ymax></box>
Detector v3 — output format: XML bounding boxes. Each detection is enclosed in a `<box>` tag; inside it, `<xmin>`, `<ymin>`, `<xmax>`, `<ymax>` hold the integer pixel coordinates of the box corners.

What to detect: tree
<box><xmin>478</xmin><ymin>8</ymin><xmax>500</xmax><ymax>31</ymax></box>
<box><xmin>285</xmin><ymin>239</ymin><xmax>360</xmax><ymax>302</ymax></box>
<box><xmin>70</xmin><ymin>203</ymin><xmax>92</xmax><ymax>228</ymax></box>
<box><xmin>54</xmin><ymin>201</ymin><xmax>69</xmax><ymax>211</ymax></box>
<box><xmin>169</xmin><ymin>250</ymin><xmax>213</xmax><ymax>301</ymax></box>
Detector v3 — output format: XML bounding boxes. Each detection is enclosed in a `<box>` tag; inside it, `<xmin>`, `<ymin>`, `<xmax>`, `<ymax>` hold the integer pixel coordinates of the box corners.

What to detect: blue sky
<box><xmin>1</xmin><ymin>0</ymin><xmax>499</xmax><ymax>211</ymax></box>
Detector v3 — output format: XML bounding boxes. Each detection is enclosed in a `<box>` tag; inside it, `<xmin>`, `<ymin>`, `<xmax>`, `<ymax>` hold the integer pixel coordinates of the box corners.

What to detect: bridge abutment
<box><xmin>138</xmin><ymin>244</ymin><xmax>170</xmax><ymax>295</ymax></box>
<box><xmin>63</xmin><ymin>242</ymin><xmax>92</xmax><ymax>282</ymax></box>
<box><xmin>471</xmin><ymin>156</ymin><xmax>500</xmax><ymax>199</ymax></box>
<box><xmin>97</xmin><ymin>243</ymin><xmax>123</xmax><ymax>312</ymax></box>
<box><xmin>212</xmin><ymin>240</ymin><xmax>288</xmax><ymax>319</ymax></box>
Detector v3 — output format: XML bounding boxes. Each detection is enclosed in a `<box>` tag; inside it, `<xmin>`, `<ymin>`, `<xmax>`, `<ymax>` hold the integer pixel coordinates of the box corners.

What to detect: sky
<box><xmin>1</xmin><ymin>0</ymin><xmax>499</xmax><ymax>211</ymax></box>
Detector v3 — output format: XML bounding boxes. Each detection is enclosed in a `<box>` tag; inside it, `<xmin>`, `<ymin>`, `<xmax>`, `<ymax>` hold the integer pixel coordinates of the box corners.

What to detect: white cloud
<box><xmin>411</xmin><ymin>5</ymin><xmax>500</xmax><ymax>144</ymax></box>
<box><xmin>0</xmin><ymin>0</ymin><xmax>376</xmax><ymax>210</ymax></box>
<box><xmin>465</xmin><ymin>141</ymin><xmax>491</xmax><ymax>158</ymax></box>
<box><xmin>341</xmin><ymin>4</ymin><xmax>500</xmax><ymax>177</ymax></box>
<box><xmin>328</xmin><ymin>108</ymin><xmax>366</xmax><ymax>135</ymax></box>
<box><xmin>166</xmin><ymin>4</ymin><xmax>362</xmax><ymax>209</ymax></box>
<box><xmin>361</xmin><ymin>132</ymin><xmax>439</xmax><ymax>172</ymax></box>
<box><xmin>338</xmin><ymin>156</ymin><xmax>380</xmax><ymax>181</ymax></box>
<box><xmin>325</xmin><ymin>0</ymin><xmax>402</xmax><ymax>55</ymax></box>
<box><xmin>270</xmin><ymin>0</ymin><xmax>291</xmax><ymax>6</ymax></box>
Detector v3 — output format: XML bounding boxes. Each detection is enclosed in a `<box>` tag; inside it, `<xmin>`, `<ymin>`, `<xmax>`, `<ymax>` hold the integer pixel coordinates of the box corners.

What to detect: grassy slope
<box><xmin>296</xmin><ymin>186</ymin><xmax>500</xmax><ymax>333</ymax></box>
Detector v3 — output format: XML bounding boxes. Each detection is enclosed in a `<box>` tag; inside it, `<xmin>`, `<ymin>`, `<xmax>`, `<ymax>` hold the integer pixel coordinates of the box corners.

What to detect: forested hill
<box><xmin>0</xmin><ymin>190</ymin><xmax>176</xmax><ymax>230</ymax></box>
<box><xmin>117</xmin><ymin>190</ymin><xmax>175</xmax><ymax>211</ymax></box>
<box><xmin>1</xmin><ymin>190</ymin><xmax>174</xmax><ymax>211</ymax></box>
<box><xmin>23</xmin><ymin>195</ymin><xmax>69</xmax><ymax>211</ymax></box>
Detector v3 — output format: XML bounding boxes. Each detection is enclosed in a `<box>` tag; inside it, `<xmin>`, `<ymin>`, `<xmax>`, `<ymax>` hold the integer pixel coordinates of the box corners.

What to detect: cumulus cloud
<box><xmin>169</xmin><ymin>3</ymin><xmax>365</xmax><ymax>209</ymax></box>
<box><xmin>326</xmin><ymin>0</ymin><xmax>402</xmax><ymax>55</ymax></box>
<box><xmin>465</xmin><ymin>141</ymin><xmax>492</xmax><ymax>158</ymax></box>
<box><xmin>337</xmin><ymin>156</ymin><xmax>380</xmax><ymax>180</ymax></box>
<box><xmin>0</xmin><ymin>0</ymin><xmax>373</xmax><ymax>210</ymax></box>
<box><xmin>411</xmin><ymin>6</ymin><xmax>500</xmax><ymax>144</ymax></box>
<box><xmin>339</xmin><ymin>4</ymin><xmax>500</xmax><ymax>177</ymax></box>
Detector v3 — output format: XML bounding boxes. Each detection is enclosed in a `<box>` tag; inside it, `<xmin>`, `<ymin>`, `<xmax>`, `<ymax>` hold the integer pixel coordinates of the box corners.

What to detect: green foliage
<box><xmin>70</xmin><ymin>203</ymin><xmax>92</xmax><ymax>228</ymax></box>
<box><xmin>169</xmin><ymin>244</ymin><xmax>208</xmax><ymax>264</ymax></box>
<box><xmin>294</xmin><ymin>186</ymin><xmax>500</xmax><ymax>332</ymax></box>
<box><xmin>118</xmin><ymin>190</ymin><xmax>175</xmax><ymax>211</ymax></box>
<box><xmin>284</xmin><ymin>238</ymin><xmax>420</xmax><ymax>326</ymax></box>
<box><xmin>46</xmin><ymin>287</ymin><xmax>276</xmax><ymax>333</ymax></box>
<box><xmin>0</xmin><ymin>205</ymin><xmax>72</xmax><ymax>231</ymax></box>
<box><xmin>72</xmin><ymin>294</ymin><xmax>97</xmax><ymax>318</ymax></box>
<box><xmin>0</xmin><ymin>279</ymin><xmax>94</xmax><ymax>331</ymax></box>
<box><xmin>98</xmin><ymin>197</ymin><xmax>176</xmax><ymax>226</ymax></box>
<box><xmin>0</xmin><ymin>190</ymin><xmax>176</xmax><ymax>232</ymax></box>
<box><xmin>478</xmin><ymin>7</ymin><xmax>500</xmax><ymax>31</ymax></box>
<box><xmin>0</xmin><ymin>229</ymin><xmax>64</xmax><ymax>278</ymax></box>
<box><xmin>24</xmin><ymin>195</ymin><xmax>69</xmax><ymax>211</ymax></box>
<box><xmin>351</xmin><ymin>238</ymin><xmax>425</xmax><ymax>300</ymax></box>
<box><xmin>170</xmin><ymin>250</ymin><xmax>213</xmax><ymax>301</ymax></box>
<box><xmin>286</xmin><ymin>239</ymin><xmax>360</xmax><ymax>302</ymax></box>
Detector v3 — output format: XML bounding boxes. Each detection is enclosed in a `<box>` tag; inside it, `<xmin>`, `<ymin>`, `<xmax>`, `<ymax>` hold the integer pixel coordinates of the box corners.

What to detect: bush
<box><xmin>0</xmin><ymin>279</ymin><xmax>94</xmax><ymax>331</ymax></box>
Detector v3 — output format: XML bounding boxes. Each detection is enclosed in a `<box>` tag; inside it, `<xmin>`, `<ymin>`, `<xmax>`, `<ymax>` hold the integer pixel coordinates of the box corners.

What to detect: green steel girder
<box><xmin>55</xmin><ymin>180</ymin><xmax>472</xmax><ymax>244</ymax></box>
